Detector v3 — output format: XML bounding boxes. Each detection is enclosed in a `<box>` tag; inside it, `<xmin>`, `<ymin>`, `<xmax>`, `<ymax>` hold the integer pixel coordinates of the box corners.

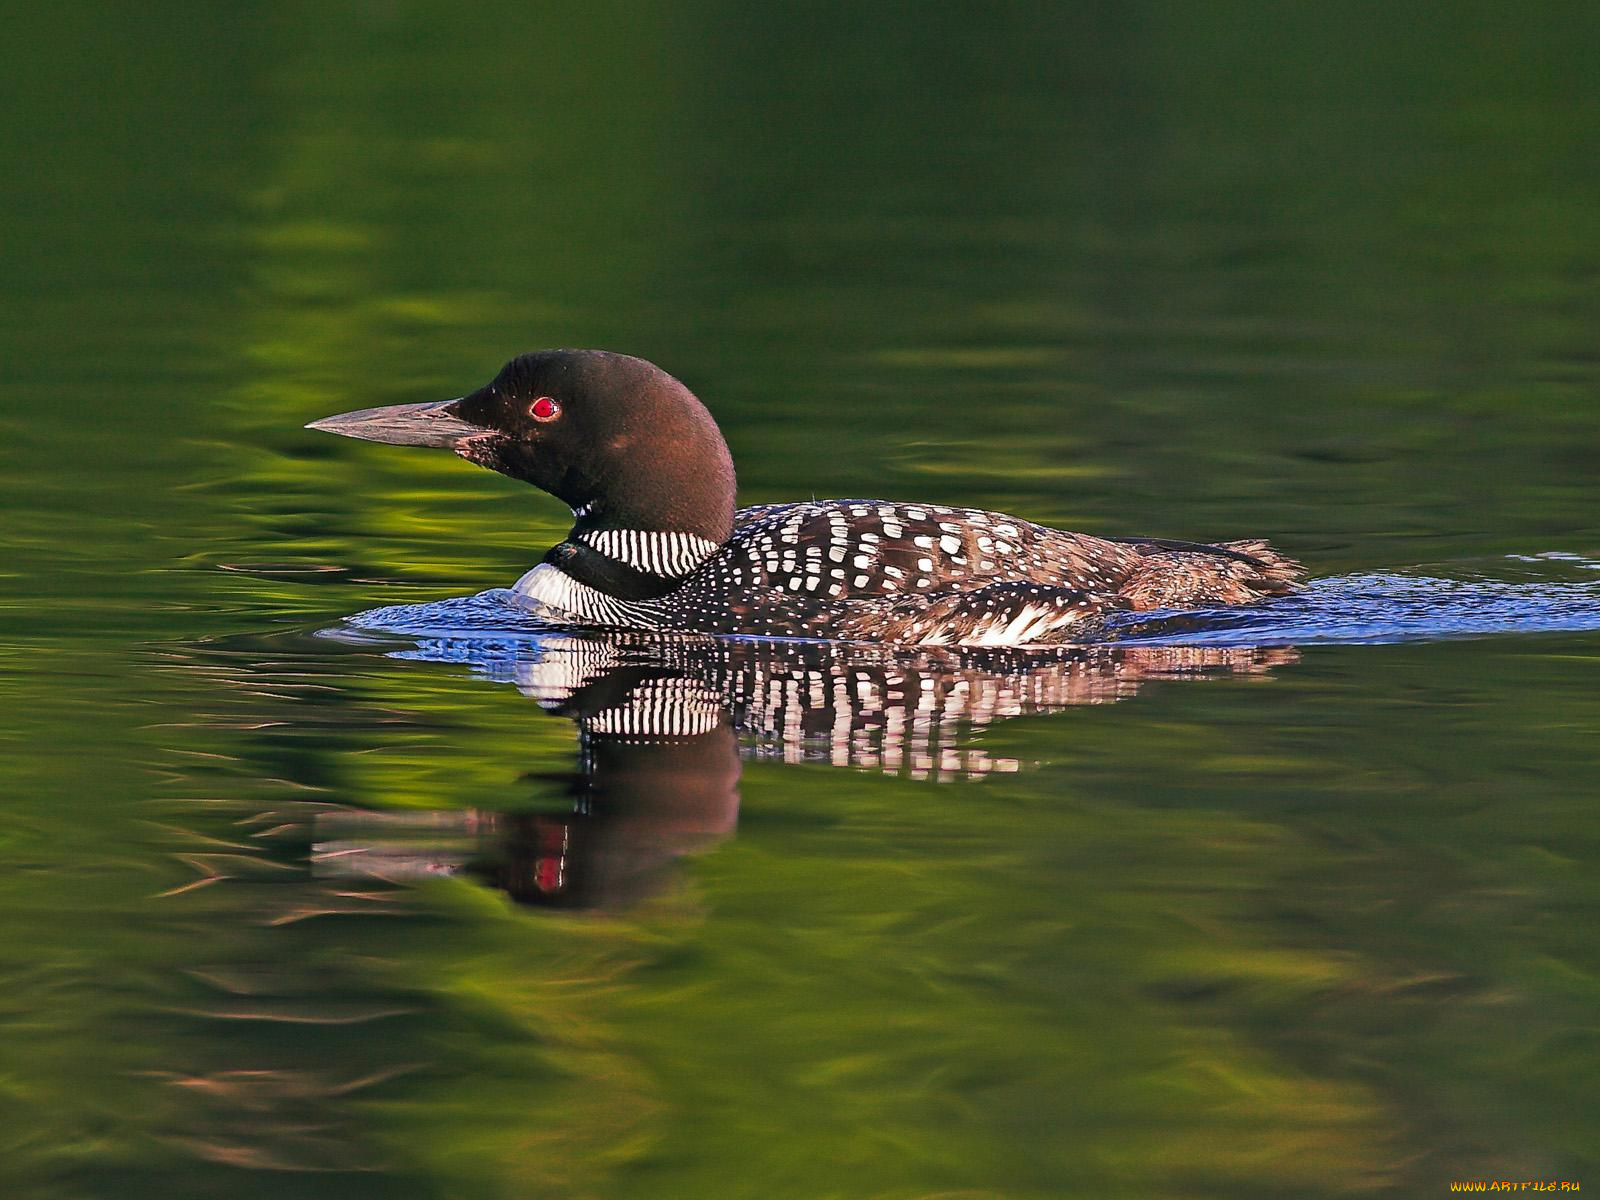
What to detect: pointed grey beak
<box><xmin>305</xmin><ymin>399</ymin><xmax>485</xmax><ymax>448</ymax></box>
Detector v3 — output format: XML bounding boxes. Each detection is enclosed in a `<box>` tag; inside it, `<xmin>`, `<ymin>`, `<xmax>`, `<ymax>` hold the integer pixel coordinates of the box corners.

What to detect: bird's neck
<box><xmin>542</xmin><ymin>510</ymin><xmax>723</xmax><ymax>601</ymax></box>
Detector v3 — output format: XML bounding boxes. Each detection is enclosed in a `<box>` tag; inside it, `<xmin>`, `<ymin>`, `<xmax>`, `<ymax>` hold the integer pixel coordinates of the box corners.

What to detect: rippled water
<box><xmin>5</xmin><ymin>5</ymin><xmax>1600</xmax><ymax>1197</ymax></box>
<box><xmin>352</xmin><ymin>554</ymin><xmax>1600</xmax><ymax>647</ymax></box>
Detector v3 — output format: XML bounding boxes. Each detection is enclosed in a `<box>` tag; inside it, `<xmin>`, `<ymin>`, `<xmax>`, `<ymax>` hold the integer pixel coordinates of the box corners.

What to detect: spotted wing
<box><xmin>728</xmin><ymin>500</ymin><xmax>1138</xmax><ymax>601</ymax></box>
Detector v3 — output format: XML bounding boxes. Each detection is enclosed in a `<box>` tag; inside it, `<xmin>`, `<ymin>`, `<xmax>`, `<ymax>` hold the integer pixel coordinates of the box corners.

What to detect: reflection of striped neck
<box><xmin>575</xmin><ymin>528</ymin><xmax>720</xmax><ymax>579</ymax></box>
<box><xmin>580</xmin><ymin>676</ymin><xmax>724</xmax><ymax>739</ymax></box>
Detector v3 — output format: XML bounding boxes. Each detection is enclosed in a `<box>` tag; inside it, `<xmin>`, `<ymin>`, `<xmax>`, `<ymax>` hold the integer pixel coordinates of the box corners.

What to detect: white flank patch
<box><xmin>957</xmin><ymin>603</ymin><xmax>1082</xmax><ymax>647</ymax></box>
<box><xmin>512</xmin><ymin>564</ymin><xmax>652</xmax><ymax>628</ymax></box>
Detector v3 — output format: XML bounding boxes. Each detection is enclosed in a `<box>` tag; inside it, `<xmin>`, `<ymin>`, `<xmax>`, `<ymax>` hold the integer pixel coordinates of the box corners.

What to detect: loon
<box><xmin>308</xmin><ymin>350</ymin><xmax>1303</xmax><ymax>645</ymax></box>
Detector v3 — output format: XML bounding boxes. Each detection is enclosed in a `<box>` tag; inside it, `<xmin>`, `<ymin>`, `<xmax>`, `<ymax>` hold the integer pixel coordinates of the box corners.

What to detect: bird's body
<box><xmin>515</xmin><ymin>499</ymin><xmax>1298</xmax><ymax>644</ymax></box>
<box><xmin>309</xmin><ymin>350</ymin><xmax>1303</xmax><ymax>646</ymax></box>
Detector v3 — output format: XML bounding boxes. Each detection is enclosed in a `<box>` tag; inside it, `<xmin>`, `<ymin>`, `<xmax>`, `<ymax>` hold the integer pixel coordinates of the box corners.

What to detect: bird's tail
<box><xmin>1117</xmin><ymin>538</ymin><xmax>1304</xmax><ymax>611</ymax></box>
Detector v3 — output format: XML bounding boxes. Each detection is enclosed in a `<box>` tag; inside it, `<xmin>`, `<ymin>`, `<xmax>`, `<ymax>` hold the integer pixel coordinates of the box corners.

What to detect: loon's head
<box><xmin>308</xmin><ymin>350</ymin><xmax>737</xmax><ymax>545</ymax></box>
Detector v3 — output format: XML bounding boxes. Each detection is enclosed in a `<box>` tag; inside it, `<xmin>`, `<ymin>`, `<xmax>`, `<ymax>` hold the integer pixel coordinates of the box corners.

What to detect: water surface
<box><xmin>4</xmin><ymin>5</ymin><xmax>1600</xmax><ymax>1197</ymax></box>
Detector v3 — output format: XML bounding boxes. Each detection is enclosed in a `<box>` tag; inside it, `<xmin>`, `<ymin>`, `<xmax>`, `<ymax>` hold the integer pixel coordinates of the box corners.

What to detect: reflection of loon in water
<box><xmin>301</xmin><ymin>553</ymin><xmax>1600</xmax><ymax>907</ymax></box>
<box><xmin>313</xmin><ymin>634</ymin><xmax>1296</xmax><ymax>908</ymax></box>
<box><xmin>432</xmin><ymin>634</ymin><xmax>1297</xmax><ymax>776</ymax></box>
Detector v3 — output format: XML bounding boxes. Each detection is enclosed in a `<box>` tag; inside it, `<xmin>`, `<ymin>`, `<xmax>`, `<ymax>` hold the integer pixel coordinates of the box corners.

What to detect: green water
<box><xmin>5</xmin><ymin>5</ymin><xmax>1600</xmax><ymax>1197</ymax></box>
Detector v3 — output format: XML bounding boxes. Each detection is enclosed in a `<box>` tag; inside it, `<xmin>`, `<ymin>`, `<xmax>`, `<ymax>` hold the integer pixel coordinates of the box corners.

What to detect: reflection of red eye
<box><xmin>530</xmin><ymin>396</ymin><xmax>560</xmax><ymax>422</ymax></box>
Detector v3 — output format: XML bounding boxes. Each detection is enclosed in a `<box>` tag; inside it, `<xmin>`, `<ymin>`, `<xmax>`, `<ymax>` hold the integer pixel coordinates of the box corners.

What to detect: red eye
<box><xmin>530</xmin><ymin>396</ymin><xmax>560</xmax><ymax>422</ymax></box>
